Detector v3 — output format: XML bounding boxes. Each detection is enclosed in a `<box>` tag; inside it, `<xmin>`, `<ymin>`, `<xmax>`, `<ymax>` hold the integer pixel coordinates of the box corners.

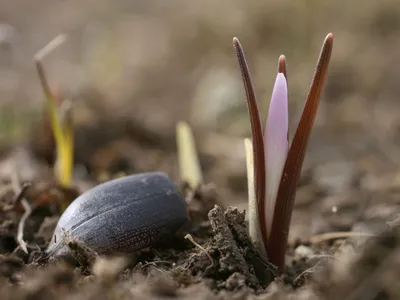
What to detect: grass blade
<box><xmin>176</xmin><ymin>121</ymin><xmax>203</xmax><ymax>190</ymax></box>
<box><xmin>58</xmin><ymin>100</ymin><xmax>74</xmax><ymax>187</ymax></box>
<box><xmin>34</xmin><ymin>34</ymin><xmax>74</xmax><ymax>188</ymax></box>
<box><xmin>35</xmin><ymin>60</ymin><xmax>64</xmax><ymax>153</ymax></box>
<box><xmin>267</xmin><ymin>33</ymin><xmax>334</xmax><ymax>273</ymax></box>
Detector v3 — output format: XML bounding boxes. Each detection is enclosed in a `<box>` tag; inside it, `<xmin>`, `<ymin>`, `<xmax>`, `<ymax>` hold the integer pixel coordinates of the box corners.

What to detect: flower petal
<box><xmin>264</xmin><ymin>72</ymin><xmax>289</xmax><ymax>240</ymax></box>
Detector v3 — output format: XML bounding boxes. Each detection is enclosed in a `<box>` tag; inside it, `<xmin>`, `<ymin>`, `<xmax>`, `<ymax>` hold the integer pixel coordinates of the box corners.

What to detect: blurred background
<box><xmin>1</xmin><ymin>0</ymin><xmax>400</xmax><ymax>241</ymax></box>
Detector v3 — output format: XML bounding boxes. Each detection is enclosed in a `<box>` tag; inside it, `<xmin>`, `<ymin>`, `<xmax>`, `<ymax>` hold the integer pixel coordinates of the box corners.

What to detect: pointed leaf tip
<box><xmin>278</xmin><ymin>55</ymin><xmax>287</xmax><ymax>78</ymax></box>
<box><xmin>326</xmin><ymin>32</ymin><xmax>334</xmax><ymax>42</ymax></box>
<box><xmin>176</xmin><ymin>121</ymin><xmax>203</xmax><ymax>190</ymax></box>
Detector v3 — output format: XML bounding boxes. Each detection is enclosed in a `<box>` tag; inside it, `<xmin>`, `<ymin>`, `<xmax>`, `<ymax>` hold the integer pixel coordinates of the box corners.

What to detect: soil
<box><xmin>1</xmin><ymin>119</ymin><xmax>400</xmax><ymax>300</ymax></box>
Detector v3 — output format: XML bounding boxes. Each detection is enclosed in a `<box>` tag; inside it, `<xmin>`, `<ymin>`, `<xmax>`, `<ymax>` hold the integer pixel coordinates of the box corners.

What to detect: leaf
<box><xmin>34</xmin><ymin>34</ymin><xmax>74</xmax><ymax>188</ymax></box>
<box><xmin>267</xmin><ymin>33</ymin><xmax>334</xmax><ymax>273</ymax></box>
<box><xmin>233</xmin><ymin>37</ymin><xmax>267</xmax><ymax>248</ymax></box>
<box><xmin>59</xmin><ymin>100</ymin><xmax>74</xmax><ymax>187</ymax></box>
<box><xmin>35</xmin><ymin>60</ymin><xmax>64</xmax><ymax>153</ymax></box>
<box><xmin>244</xmin><ymin>138</ymin><xmax>265</xmax><ymax>256</ymax></box>
<box><xmin>176</xmin><ymin>121</ymin><xmax>203</xmax><ymax>190</ymax></box>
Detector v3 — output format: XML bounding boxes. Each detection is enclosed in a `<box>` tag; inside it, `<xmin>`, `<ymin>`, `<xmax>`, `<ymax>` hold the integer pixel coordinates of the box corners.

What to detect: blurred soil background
<box><xmin>2</xmin><ymin>0</ymin><xmax>400</xmax><ymax>298</ymax></box>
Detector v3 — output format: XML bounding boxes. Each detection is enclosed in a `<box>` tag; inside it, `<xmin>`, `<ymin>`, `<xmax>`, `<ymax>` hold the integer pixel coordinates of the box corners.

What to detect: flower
<box><xmin>234</xmin><ymin>33</ymin><xmax>334</xmax><ymax>273</ymax></box>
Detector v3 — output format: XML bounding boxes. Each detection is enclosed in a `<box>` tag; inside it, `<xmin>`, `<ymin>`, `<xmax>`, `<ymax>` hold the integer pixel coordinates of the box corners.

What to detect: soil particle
<box><xmin>208</xmin><ymin>205</ymin><xmax>261</xmax><ymax>289</ymax></box>
<box><xmin>0</xmin><ymin>153</ymin><xmax>400</xmax><ymax>300</ymax></box>
<box><xmin>0</xmin><ymin>254</ymin><xmax>24</xmax><ymax>281</ymax></box>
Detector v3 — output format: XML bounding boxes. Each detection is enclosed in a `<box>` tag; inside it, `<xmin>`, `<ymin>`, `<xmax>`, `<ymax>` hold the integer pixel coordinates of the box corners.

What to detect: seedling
<box><xmin>176</xmin><ymin>121</ymin><xmax>203</xmax><ymax>191</ymax></box>
<box><xmin>234</xmin><ymin>33</ymin><xmax>333</xmax><ymax>273</ymax></box>
<box><xmin>34</xmin><ymin>34</ymin><xmax>74</xmax><ymax>188</ymax></box>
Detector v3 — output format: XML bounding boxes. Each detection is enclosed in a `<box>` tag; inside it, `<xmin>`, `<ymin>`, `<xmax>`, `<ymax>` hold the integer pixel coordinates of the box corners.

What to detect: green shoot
<box><xmin>176</xmin><ymin>121</ymin><xmax>203</xmax><ymax>190</ymax></box>
<box><xmin>34</xmin><ymin>34</ymin><xmax>74</xmax><ymax>188</ymax></box>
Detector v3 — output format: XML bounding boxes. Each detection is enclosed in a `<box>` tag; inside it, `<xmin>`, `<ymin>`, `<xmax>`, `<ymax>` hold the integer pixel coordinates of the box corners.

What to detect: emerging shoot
<box><xmin>244</xmin><ymin>138</ymin><xmax>265</xmax><ymax>257</ymax></box>
<box><xmin>34</xmin><ymin>34</ymin><xmax>74</xmax><ymax>188</ymax></box>
<box><xmin>176</xmin><ymin>121</ymin><xmax>203</xmax><ymax>190</ymax></box>
<box><xmin>234</xmin><ymin>33</ymin><xmax>334</xmax><ymax>273</ymax></box>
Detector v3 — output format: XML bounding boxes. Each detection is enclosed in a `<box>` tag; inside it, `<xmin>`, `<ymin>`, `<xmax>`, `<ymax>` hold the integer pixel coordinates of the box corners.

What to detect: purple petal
<box><xmin>264</xmin><ymin>72</ymin><xmax>289</xmax><ymax>240</ymax></box>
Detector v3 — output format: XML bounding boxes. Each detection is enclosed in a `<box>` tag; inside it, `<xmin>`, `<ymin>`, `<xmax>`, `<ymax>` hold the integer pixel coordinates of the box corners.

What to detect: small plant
<box><xmin>176</xmin><ymin>121</ymin><xmax>203</xmax><ymax>191</ymax></box>
<box><xmin>234</xmin><ymin>33</ymin><xmax>334</xmax><ymax>273</ymax></box>
<box><xmin>34</xmin><ymin>35</ymin><xmax>74</xmax><ymax>188</ymax></box>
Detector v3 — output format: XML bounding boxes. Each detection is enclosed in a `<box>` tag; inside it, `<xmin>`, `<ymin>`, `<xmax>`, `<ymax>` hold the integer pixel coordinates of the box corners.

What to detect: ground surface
<box><xmin>1</xmin><ymin>119</ymin><xmax>400</xmax><ymax>300</ymax></box>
